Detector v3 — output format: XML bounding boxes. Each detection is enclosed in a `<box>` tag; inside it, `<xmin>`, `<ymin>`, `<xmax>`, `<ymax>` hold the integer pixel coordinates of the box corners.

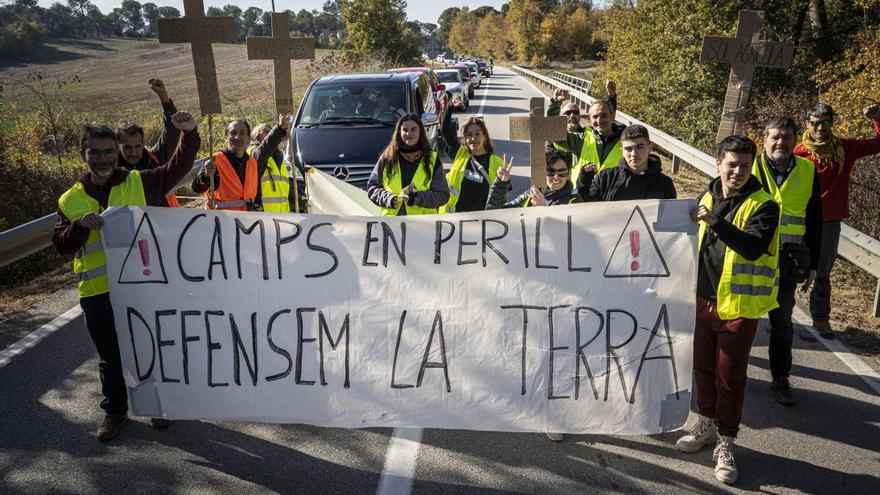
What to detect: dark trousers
<box><xmin>80</xmin><ymin>292</ymin><xmax>128</xmax><ymax>415</ymax></box>
<box><xmin>694</xmin><ymin>297</ymin><xmax>758</xmax><ymax>438</ymax></box>
<box><xmin>768</xmin><ymin>280</ymin><xmax>797</xmax><ymax>380</ymax></box>
<box><xmin>810</xmin><ymin>220</ymin><xmax>841</xmax><ymax>323</ymax></box>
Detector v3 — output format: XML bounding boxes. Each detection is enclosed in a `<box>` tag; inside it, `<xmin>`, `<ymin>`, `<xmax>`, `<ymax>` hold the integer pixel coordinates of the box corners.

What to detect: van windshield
<box><xmin>299</xmin><ymin>83</ymin><xmax>406</xmax><ymax>125</ymax></box>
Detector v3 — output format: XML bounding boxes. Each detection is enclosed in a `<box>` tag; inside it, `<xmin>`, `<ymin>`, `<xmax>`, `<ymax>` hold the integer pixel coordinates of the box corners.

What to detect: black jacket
<box><xmin>696</xmin><ymin>175</ymin><xmax>781</xmax><ymax>301</ymax></box>
<box><xmin>579</xmin><ymin>154</ymin><xmax>676</xmax><ymax>202</ymax></box>
<box><xmin>486</xmin><ymin>179</ymin><xmax>579</xmax><ymax>209</ymax></box>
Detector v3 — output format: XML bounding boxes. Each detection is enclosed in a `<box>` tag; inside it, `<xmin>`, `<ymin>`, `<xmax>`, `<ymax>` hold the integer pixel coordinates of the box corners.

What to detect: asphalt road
<box><xmin>1</xmin><ymin>68</ymin><xmax>879</xmax><ymax>494</ymax></box>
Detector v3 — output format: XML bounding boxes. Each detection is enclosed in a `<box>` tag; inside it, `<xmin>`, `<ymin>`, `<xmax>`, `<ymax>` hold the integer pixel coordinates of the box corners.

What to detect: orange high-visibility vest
<box><xmin>205</xmin><ymin>151</ymin><xmax>258</xmax><ymax>211</ymax></box>
<box><xmin>145</xmin><ymin>148</ymin><xmax>180</xmax><ymax>207</ymax></box>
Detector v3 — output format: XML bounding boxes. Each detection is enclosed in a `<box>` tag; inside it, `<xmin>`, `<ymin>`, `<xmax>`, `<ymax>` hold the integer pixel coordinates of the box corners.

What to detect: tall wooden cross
<box><xmin>246</xmin><ymin>11</ymin><xmax>316</xmax><ymax>114</ymax></box>
<box><xmin>509</xmin><ymin>97</ymin><xmax>568</xmax><ymax>186</ymax></box>
<box><xmin>701</xmin><ymin>10</ymin><xmax>795</xmax><ymax>143</ymax></box>
<box><xmin>157</xmin><ymin>0</ymin><xmax>236</xmax><ymax>115</ymax></box>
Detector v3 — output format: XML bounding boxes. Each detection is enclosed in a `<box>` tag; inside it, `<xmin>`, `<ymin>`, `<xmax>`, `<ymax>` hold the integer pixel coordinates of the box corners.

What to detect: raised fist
<box><xmin>171</xmin><ymin>111</ymin><xmax>196</xmax><ymax>131</ymax></box>
<box><xmin>554</xmin><ymin>88</ymin><xmax>569</xmax><ymax>102</ymax></box>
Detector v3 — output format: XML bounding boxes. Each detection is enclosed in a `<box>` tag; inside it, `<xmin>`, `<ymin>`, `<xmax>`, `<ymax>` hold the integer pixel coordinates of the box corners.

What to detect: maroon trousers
<box><xmin>693</xmin><ymin>297</ymin><xmax>758</xmax><ymax>437</ymax></box>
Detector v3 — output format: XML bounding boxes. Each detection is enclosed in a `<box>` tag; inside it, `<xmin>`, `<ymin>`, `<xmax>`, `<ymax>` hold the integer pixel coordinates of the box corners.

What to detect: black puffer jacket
<box><xmin>578</xmin><ymin>154</ymin><xmax>676</xmax><ymax>202</ymax></box>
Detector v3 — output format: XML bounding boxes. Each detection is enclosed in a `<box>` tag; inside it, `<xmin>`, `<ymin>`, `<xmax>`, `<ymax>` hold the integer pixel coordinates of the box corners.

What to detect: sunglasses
<box><xmin>562</xmin><ymin>110</ymin><xmax>580</xmax><ymax>116</ymax></box>
<box><xmin>809</xmin><ymin>119</ymin><xmax>832</xmax><ymax>128</ymax></box>
<box><xmin>546</xmin><ymin>168</ymin><xmax>569</xmax><ymax>177</ymax></box>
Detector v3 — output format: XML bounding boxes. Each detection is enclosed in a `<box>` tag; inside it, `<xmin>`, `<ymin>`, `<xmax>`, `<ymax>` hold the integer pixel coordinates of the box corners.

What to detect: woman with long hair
<box><xmin>367</xmin><ymin>114</ymin><xmax>450</xmax><ymax>215</ymax></box>
<box><xmin>487</xmin><ymin>148</ymin><xmax>579</xmax><ymax>208</ymax></box>
<box><xmin>440</xmin><ymin>110</ymin><xmax>512</xmax><ymax>213</ymax></box>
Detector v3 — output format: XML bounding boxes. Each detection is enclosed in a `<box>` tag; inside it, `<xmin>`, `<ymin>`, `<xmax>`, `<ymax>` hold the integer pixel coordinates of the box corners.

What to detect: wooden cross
<box><xmin>701</xmin><ymin>10</ymin><xmax>795</xmax><ymax>143</ymax></box>
<box><xmin>246</xmin><ymin>11</ymin><xmax>316</xmax><ymax>114</ymax></box>
<box><xmin>509</xmin><ymin>97</ymin><xmax>568</xmax><ymax>186</ymax></box>
<box><xmin>157</xmin><ymin>0</ymin><xmax>236</xmax><ymax>115</ymax></box>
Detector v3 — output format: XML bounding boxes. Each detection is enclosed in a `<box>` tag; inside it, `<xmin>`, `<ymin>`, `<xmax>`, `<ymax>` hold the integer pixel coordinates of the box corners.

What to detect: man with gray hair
<box><xmin>753</xmin><ymin>116</ymin><xmax>823</xmax><ymax>407</ymax></box>
<box><xmin>794</xmin><ymin>103</ymin><xmax>880</xmax><ymax>338</ymax></box>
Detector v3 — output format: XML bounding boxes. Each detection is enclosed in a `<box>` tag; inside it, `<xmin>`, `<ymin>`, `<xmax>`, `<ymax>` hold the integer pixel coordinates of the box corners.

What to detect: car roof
<box><xmin>387</xmin><ymin>67</ymin><xmax>431</xmax><ymax>73</ymax></box>
<box><xmin>313</xmin><ymin>72</ymin><xmax>421</xmax><ymax>85</ymax></box>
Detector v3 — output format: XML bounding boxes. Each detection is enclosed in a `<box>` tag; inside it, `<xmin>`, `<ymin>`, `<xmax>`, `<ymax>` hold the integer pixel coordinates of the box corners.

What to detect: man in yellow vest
<box><xmin>753</xmin><ymin>117</ymin><xmax>823</xmax><ymax>407</ymax></box>
<box><xmin>116</xmin><ymin>78</ymin><xmax>181</xmax><ymax>207</ymax></box>
<box><xmin>247</xmin><ymin>122</ymin><xmax>293</xmax><ymax>213</ymax></box>
<box><xmin>677</xmin><ymin>135</ymin><xmax>780</xmax><ymax>485</ymax></box>
<box><xmin>546</xmin><ymin>80</ymin><xmax>624</xmax><ymax>185</ymax></box>
<box><xmin>51</xmin><ymin>113</ymin><xmax>199</xmax><ymax>442</ymax></box>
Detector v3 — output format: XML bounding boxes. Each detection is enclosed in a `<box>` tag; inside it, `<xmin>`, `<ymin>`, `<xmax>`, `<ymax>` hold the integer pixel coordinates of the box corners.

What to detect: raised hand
<box><xmin>202</xmin><ymin>158</ymin><xmax>215</xmax><ymax>177</ymax></box>
<box><xmin>149</xmin><ymin>78</ymin><xmax>169</xmax><ymax>102</ymax></box>
<box><xmin>530</xmin><ymin>185</ymin><xmax>546</xmax><ymax>206</ymax></box>
<box><xmin>279</xmin><ymin>112</ymin><xmax>292</xmax><ymax>129</ymax></box>
<box><xmin>451</xmin><ymin>95</ymin><xmax>463</xmax><ymax>108</ymax></box>
<box><xmin>605</xmin><ymin>79</ymin><xmax>616</xmax><ymax>96</ymax></box>
<box><xmin>582</xmin><ymin>162</ymin><xmax>597</xmax><ymax>174</ymax></box>
<box><xmin>553</xmin><ymin>88</ymin><xmax>569</xmax><ymax>102</ymax></box>
<box><xmin>497</xmin><ymin>154</ymin><xmax>514</xmax><ymax>182</ymax></box>
<box><xmin>864</xmin><ymin>104</ymin><xmax>880</xmax><ymax>121</ymax></box>
<box><xmin>690</xmin><ymin>205</ymin><xmax>718</xmax><ymax>225</ymax></box>
<box><xmin>171</xmin><ymin>111</ymin><xmax>196</xmax><ymax>131</ymax></box>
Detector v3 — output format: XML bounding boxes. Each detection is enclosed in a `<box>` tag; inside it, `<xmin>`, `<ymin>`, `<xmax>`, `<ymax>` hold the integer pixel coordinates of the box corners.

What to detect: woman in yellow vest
<box><xmin>486</xmin><ymin>148</ymin><xmax>578</xmax><ymax>208</ymax></box>
<box><xmin>367</xmin><ymin>114</ymin><xmax>450</xmax><ymax>215</ymax></box>
<box><xmin>247</xmin><ymin>123</ymin><xmax>292</xmax><ymax>213</ymax></box>
<box><xmin>439</xmin><ymin>110</ymin><xmax>505</xmax><ymax>213</ymax></box>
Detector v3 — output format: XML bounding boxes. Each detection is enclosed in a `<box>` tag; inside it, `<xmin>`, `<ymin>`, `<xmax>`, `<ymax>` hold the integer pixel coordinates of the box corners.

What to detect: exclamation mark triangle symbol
<box><xmin>603</xmin><ymin>206</ymin><xmax>670</xmax><ymax>278</ymax></box>
<box><xmin>118</xmin><ymin>212</ymin><xmax>168</xmax><ymax>284</ymax></box>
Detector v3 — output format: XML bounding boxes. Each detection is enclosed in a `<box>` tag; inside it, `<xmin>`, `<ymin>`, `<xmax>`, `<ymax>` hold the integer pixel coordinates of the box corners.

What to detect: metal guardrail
<box><xmin>513</xmin><ymin>64</ymin><xmax>880</xmax><ymax>316</ymax></box>
<box><xmin>552</xmin><ymin>71</ymin><xmax>592</xmax><ymax>95</ymax></box>
<box><xmin>0</xmin><ymin>158</ymin><xmax>206</xmax><ymax>269</ymax></box>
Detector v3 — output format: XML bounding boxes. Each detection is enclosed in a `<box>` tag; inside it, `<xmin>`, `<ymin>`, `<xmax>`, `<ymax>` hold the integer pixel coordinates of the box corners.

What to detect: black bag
<box><xmin>780</xmin><ymin>243</ymin><xmax>810</xmax><ymax>283</ymax></box>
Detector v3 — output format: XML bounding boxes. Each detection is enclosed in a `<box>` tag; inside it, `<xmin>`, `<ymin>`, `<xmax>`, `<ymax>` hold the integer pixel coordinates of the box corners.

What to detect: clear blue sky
<box><xmin>40</xmin><ymin>1</ymin><xmax>510</xmax><ymax>24</ymax></box>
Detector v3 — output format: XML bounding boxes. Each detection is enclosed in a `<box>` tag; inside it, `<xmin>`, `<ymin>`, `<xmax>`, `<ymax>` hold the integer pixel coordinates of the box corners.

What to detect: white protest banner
<box><xmin>101</xmin><ymin>200</ymin><xmax>697</xmax><ymax>435</ymax></box>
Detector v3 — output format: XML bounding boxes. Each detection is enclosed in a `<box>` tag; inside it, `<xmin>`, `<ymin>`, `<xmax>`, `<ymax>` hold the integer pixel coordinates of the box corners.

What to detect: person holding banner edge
<box><xmin>367</xmin><ymin>114</ymin><xmax>450</xmax><ymax>215</ymax></box>
<box><xmin>439</xmin><ymin>109</ymin><xmax>506</xmax><ymax>213</ymax></box>
<box><xmin>486</xmin><ymin>148</ymin><xmax>578</xmax><ymax>209</ymax></box>
<box><xmin>679</xmin><ymin>134</ymin><xmax>781</xmax><ymax>485</ymax></box>
<box><xmin>51</xmin><ymin>113</ymin><xmax>200</xmax><ymax>441</ymax></box>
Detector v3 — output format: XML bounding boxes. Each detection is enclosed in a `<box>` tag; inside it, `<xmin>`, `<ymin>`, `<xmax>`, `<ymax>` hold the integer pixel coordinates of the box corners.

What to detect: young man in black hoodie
<box><xmin>676</xmin><ymin>135</ymin><xmax>781</xmax><ymax>485</ymax></box>
<box><xmin>578</xmin><ymin>124</ymin><xmax>677</xmax><ymax>201</ymax></box>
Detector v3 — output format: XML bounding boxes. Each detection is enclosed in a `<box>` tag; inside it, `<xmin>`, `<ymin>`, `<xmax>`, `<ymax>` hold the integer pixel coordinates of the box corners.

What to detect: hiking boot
<box><xmin>96</xmin><ymin>413</ymin><xmax>130</xmax><ymax>441</ymax></box>
<box><xmin>771</xmin><ymin>378</ymin><xmax>796</xmax><ymax>406</ymax></box>
<box><xmin>813</xmin><ymin>320</ymin><xmax>834</xmax><ymax>340</ymax></box>
<box><xmin>150</xmin><ymin>418</ymin><xmax>171</xmax><ymax>429</ymax></box>
<box><xmin>676</xmin><ymin>414</ymin><xmax>716</xmax><ymax>453</ymax></box>
<box><xmin>545</xmin><ymin>432</ymin><xmax>565</xmax><ymax>442</ymax></box>
<box><xmin>713</xmin><ymin>435</ymin><xmax>738</xmax><ymax>484</ymax></box>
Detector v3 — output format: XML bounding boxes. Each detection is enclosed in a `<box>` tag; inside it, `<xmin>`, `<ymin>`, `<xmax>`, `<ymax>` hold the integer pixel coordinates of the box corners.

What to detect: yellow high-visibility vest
<box><xmin>572</xmin><ymin>130</ymin><xmax>623</xmax><ymax>185</ymax></box>
<box><xmin>248</xmin><ymin>145</ymin><xmax>291</xmax><ymax>213</ymax></box>
<box><xmin>58</xmin><ymin>171</ymin><xmax>146</xmax><ymax>298</ymax></box>
<box><xmin>440</xmin><ymin>147</ymin><xmax>503</xmax><ymax>213</ymax></box>
<box><xmin>698</xmin><ymin>188</ymin><xmax>780</xmax><ymax>319</ymax></box>
<box><xmin>753</xmin><ymin>155</ymin><xmax>814</xmax><ymax>246</ymax></box>
<box><xmin>381</xmin><ymin>151</ymin><xmax>439</xmax><ymax>216</ymax></box>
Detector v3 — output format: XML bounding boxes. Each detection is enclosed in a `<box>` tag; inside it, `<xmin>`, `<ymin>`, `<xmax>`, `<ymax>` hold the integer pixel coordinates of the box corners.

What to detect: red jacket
<box><xmin>794</xmin><ymin>119</ymin><xmax>880</xmax><ymax>221</ymax></box>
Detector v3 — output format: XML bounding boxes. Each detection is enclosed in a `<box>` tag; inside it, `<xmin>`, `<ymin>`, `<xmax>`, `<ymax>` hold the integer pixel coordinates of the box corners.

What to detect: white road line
<box><xmin>791</xmin><ymin>306</ymin><xmax>880</xmax><ymax>395</ymax></box>
<box><xmin>475</xmin><ymin>77</ymin><xmax>491</xmax><ymax>117</ymax></box>
<box><xmin>376</xmin><ymin>427</ymin><xmax>423</xmax><ymax>495</ymax></box>
<box><xmin>0</xmin><ymin>305</ymin><xmax>81</xmax><ymax>368</ymax></box>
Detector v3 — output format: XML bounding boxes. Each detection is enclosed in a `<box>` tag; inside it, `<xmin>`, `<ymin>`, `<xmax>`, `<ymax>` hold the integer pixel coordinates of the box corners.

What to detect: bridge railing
<box><xmin>513</xmin><ymin>65</ymin><xmax>880</xmax><ymax>316</ymax></box>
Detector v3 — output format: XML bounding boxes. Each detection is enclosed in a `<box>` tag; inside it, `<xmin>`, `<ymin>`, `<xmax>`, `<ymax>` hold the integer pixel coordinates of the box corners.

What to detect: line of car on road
<box><xmin>289</xmin><ymin>58</ymin><xmax>494</xmax><ymax>187</ymax></box>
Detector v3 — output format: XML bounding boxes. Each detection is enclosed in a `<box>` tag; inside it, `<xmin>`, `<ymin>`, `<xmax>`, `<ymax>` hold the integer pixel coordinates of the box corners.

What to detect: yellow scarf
<box><xmin>400</xmin><ymin>150</ymin><xmax>423</xmax><ymax>163</ymax></box>
<box><xmin>801</xmin><ymin>129</ymin><xmax>845</xmax><ymax>172</ymax></box>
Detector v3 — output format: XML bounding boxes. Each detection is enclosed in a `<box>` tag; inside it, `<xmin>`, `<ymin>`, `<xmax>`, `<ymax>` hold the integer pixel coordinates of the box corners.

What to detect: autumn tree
<box><xmin>507</xmin><ymin>0</ymin><xmax>544</xmax><ymax>63</ymax></box>
<box><xmin>476</xmin><ymin>11</ymin><xmax>508</xmax><ymax>60</ymax></box>
<box><xmin>448</xmin><ymin>8</ymin><xmax>477</xmax><ymax>55</ymax></box>
<box><xmin>340</xmin><ymin>0</ymin><xmax>420</xmax><ymax>65</ymax></box>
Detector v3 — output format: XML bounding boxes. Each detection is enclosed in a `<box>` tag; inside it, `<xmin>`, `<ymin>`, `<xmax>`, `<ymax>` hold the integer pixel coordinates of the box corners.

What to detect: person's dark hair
<box><xmin>589</xmin><ymin>99</ymin><xmax>614</xmax><ymax>115</ymax></box>
<box><xmin>545</xmin><ymin>148</ymin><xmax>571</xmax><ymax>169</ymax></box>
<box><xmin>460</xmin><ymin>116</ymin><xmax>494</xmax><ymax>156</ymax></box>
<box><xmin>379</xmin><ymin>113</ymin><xmax>433</xmax><ymax>182</ymax></box>
<box><xmin>806</xmin><ymin>102</ymin><xmax>835</xmax><ymax>120</ymax></box>
<box><xmin>715</xmin><ymin>134</ymin><xmax>757</xmax><ymax>162</ymax></box>
<box><xmin>116</xmin><ymin>123</ymin><xmax>145</xmax><ymax>140</ymax></box>
<box><xmin>763</xmin><ymin>116</ymin><xmax>798</xmax><ymax>137</ymax></box>
<box><xmin>225</xmin><ymin>119</ymin><xmax>251</xmax><ymax>137</ymax></box>
<box><xmin>621</xmin><ymin>124</ymin><xmax>650</xmax><ymax>142</ymax></box>
<box><xmin>79</xmin><ymin>124</ymin><xmax>118</xmax><ymax>151</ymax></box>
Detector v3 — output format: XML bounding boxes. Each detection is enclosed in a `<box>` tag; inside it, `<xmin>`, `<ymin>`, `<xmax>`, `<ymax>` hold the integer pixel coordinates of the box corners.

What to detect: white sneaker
<box><xmin>545</xmin><ymin>432</ymin><xmax>564</xmax><ymax>442</ymax></box>
<box><xmin>713</xmin><ymin>435</ymin><xmax>738</xmax><ymax>484</ymax></box>
<box><xmin>676</xmin><ymin>414</ymin><xmax>716</xmax><ymax>453</ymax></box>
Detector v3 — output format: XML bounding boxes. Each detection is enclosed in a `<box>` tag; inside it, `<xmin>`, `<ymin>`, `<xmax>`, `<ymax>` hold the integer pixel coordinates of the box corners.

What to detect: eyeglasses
<box><xmin>809</xmin><ymin>119</ymin><xmax>832</xmax><ymax>128</ymax></box>
<box><xmin>562</xmin><ymin>110</ymin><xmax>580</xmax><ymax>116</ymax></box>
<box><xmin>546</xmin><ymin>168</ymin><xmax>569</xmax><ymax>177</ymax></box>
